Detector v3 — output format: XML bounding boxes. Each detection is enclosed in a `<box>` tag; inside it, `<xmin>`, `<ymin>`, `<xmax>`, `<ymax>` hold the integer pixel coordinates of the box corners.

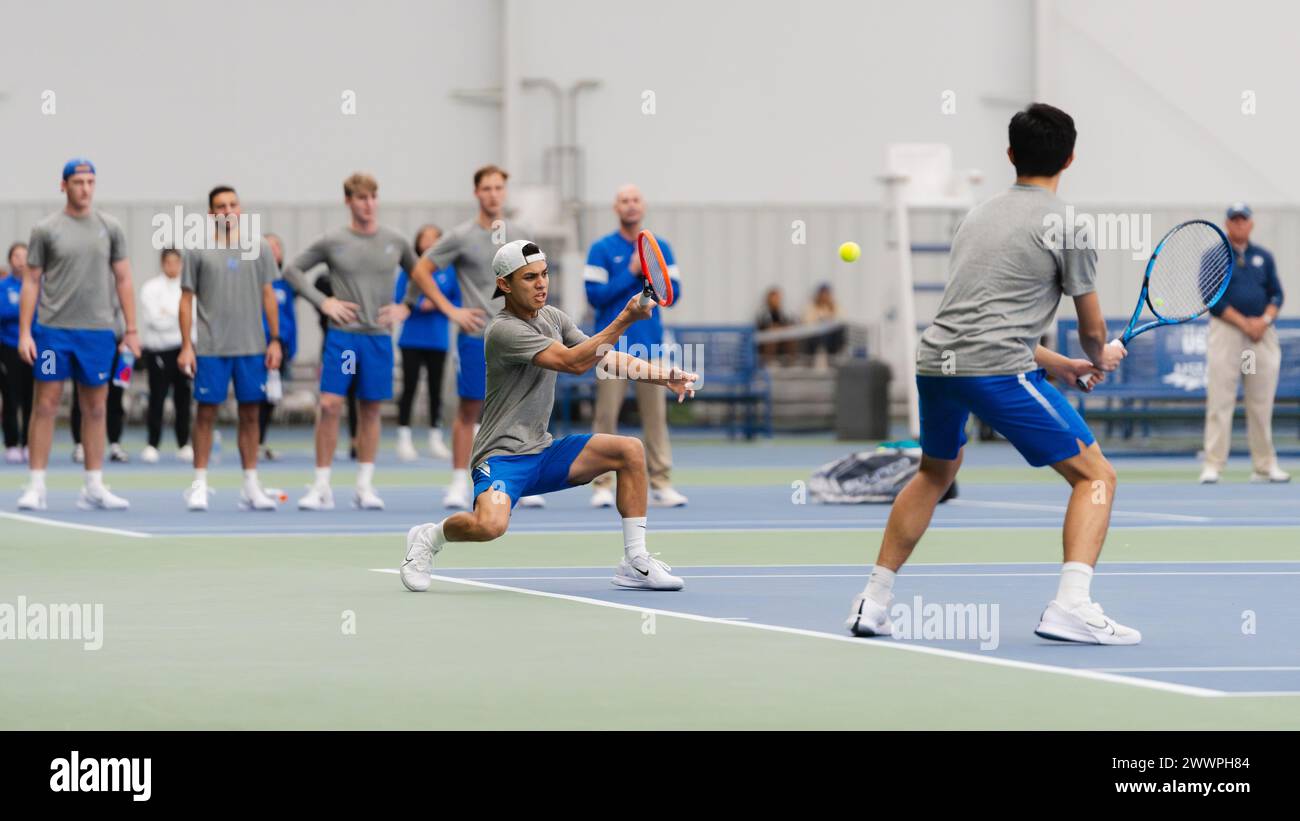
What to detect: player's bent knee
<box><xmin>622</xmin><ymin>437</ymin><xmax>645</xmax><ymax>468</ymax></box>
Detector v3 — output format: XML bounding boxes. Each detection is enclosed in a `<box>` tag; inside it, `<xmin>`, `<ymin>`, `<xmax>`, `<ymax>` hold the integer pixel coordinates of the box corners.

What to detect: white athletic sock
<box><xmin>357</xmin><ymin>462</ymin><xmax>375</xmax><ymax>490</ymax></box>
<box><xmin>194</xmin><ymin>468</ymin><xmax>208</xmax><ymax>485</ymax></box>
<box><xmin>432</xmin><ymin>518</ymin><xmax>449</xmax><ymax>550</ymax></box>
<box><xmin>314</xmin><ymin>467</ymin><xmax>331</xmax><ymax>489</ymax></box>
<box><xmin>863</xmin><ymin>566</ymin><xmax>897</xmax><ymax>607</ymax></box>
<box><xmin>243</xmin><ymin>469</ymin><xmax>259</xmax><ymax>488</ymax></box>
<box><xmin>451</xmin><ymin>468</ymin><xmax>469</xmax><ymax>489</ymax></box>
<box><xmin>85</xmin><ymin>469</ymin><xmax>105</xmax><ymax>494</ymax></box>
<box><xmin>397</xmin><ymin>426</ymin><xmax>412</xmax><ymax>442</ymax></box>
<box><xmin>622</xmin><ymin>516</ymin><xmax>648</xmax><ymax>559</ymax></box>
<box><xmin>1057</xmin><ymin>561</ymin><xmax>1093</xmax><ymax>609</ymax></box>
<box><xmin>29</xmin><ymin>469</ymin><xmax>47</xmax><ymax>491</ymax></box>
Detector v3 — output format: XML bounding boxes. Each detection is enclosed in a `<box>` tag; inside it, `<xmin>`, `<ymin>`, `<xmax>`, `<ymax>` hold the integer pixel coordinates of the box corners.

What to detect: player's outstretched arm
<box><xmin>598</xmin><ymin>350</ymin><xmax>698</xmax><ymax>402</ymax></box>
<box><xmin>531</xmin><ymin>294</ymin><xmax>652</xmax><ymax>375</ymax></box>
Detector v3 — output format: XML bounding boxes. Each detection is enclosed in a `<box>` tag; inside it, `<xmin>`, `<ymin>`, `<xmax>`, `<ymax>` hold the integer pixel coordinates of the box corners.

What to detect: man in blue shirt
<box><xmin>1201</xmin><ymin>203</ymin><xmax>1289</xmax><ymax>484</ymax></box>
<box><xmin>258</xmin><ymin>233</ymin><xmax>298</xmax><ymax>461</ymax></box>
<box><xmin>584</xmin><ymin>184</ymin><xmax>687</xmax><ymax>508</ymax></box>
<box><xmin>1</xmin><ymin>242</ymin><xmax>33</xmax><ymax>463</ymax></box>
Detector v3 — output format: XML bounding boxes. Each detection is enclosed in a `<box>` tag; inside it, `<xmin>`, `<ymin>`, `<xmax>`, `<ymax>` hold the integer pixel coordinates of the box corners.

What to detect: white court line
<box><xmin>1091</xmin><ymin>666</ymin><xmax>1300</xmax><ymax>673</ymax></box>
<box><xmin>374</xmin><ymin>559</ymin><xmax>1300</xmax><ymax>572</ymax></box>
<box><xmin>371</xmin><ymin>568</ymin><xmax>1300</xmax><ymax>581</ymax></box>
<box><xmin>0</xmin><ymin>511</ymin><xmax>151</xmax><ymax>539</ymax></box>
<box><xmin>950</xmin><ymin>499</ymin><xmax>1213</xmax><ymax>523</ymax></box>
<box><xmin>366</xmin><ymin>569</ymin><xmax>1225</xmax><ymax>698</ymax></box>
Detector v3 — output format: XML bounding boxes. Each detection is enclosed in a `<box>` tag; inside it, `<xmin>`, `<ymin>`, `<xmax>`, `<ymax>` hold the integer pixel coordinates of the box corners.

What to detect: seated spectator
<box><xmin>802</xmin><ymin>282</ymin><xmax>845</xmax><ymax>359</ymax></box>
<box><xmin>756</xmin><ymin>286</ymin><xmax>797</xmax><ymax>364</ymax></box>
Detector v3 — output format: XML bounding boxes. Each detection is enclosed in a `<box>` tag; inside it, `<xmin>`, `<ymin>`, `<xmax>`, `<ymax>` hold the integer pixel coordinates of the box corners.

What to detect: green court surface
<box><xmin>3</xmin><ymin>515</ymin><xmax>1298</xmax><ymax>730</ymax></box>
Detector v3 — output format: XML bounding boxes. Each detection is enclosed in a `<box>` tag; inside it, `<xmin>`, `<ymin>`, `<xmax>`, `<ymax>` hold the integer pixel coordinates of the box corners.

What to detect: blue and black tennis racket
<box><xmin>1077</xmin><ymin>219</ymin><xmax>1234</xmax><ymax>389</ymax></box>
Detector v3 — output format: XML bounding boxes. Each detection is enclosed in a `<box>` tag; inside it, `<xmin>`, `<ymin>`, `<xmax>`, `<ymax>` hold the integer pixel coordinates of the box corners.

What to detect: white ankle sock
<box><xmin>243</xmin><ymin>468</ymin><xmax>258</xmax><ymax>487</ymax></box>
<box><xmin>622</xmin><ymin>516</ymin><xmax>648</xmax><ymax>559</ymax></box>
<box><xmin>357</xmin><ymin>462</ymin><xmax>375</xmax><ymax>489</ymax></box>
<box><xmin>30</xmin><ymin>469</ymin><xmax>47</xmax><ymax>491</ymax></box>
<box><xmin>432</xmin><ymin>519</ymin><xmax>449</xmax><ymax>550</ymax></box>
<box><xmin>85</xmin><ymin>469</ymin><xmax>105</xmax><ymax>494</ymax></box>
<box><xmin>314</xmin><ymin>467</ymin><xmax>331</xmax><ymax>488</ymax></box>
<box><xmin>452</xmin><ymin>468</ymin><xmax>469</xmax><ymax>488</ymax></box>
<box><xmin>194</xmin><ymin>468</ymin><xmax>208</xmax><ymax>485</ymax></box>
<box><xmin>1057</xmin><ymin>561</ymin><xmax>1094</xmax><ymax>608</ymax></box>
<box><xmin>397</xmin><ymin>426</ymin><xmax>412</xmax><ymax>441</ymax></box>
<box><xmin>863</xmin><ymin>566</ymin><xmax>897</xmax><ymax>607</ymax></box>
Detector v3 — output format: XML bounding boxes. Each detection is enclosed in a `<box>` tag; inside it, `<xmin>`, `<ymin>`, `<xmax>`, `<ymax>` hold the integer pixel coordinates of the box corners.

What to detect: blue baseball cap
<box><xmin>62</xmin><ymin>158</ymin><xmax>96</xmax><ymax>180</ymax></box>
<box><xmin>1227</xmin><ymin>201</ymin><xmax>1252</xmax><ymax>220</ymax></box>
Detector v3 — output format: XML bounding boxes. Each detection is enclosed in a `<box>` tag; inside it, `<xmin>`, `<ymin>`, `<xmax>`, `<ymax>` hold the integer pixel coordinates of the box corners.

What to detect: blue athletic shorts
<box><xmin>917</xmin><ymin>369</ymin><xmax>1095</xmax><ymax>467</ymax></box>
<box><xmin>472</xmin><ymin>434</ymin><xmax>593</xmax><ymax>509</ymax></box>
<box><xmin>32</xmin><ymin>325</ymin><xmax>117</xmax><ymax>387</ymax></box>
<box><xmin>320</xmin><ymin>329</ymin><xmax>394</xmax><ymax>401</ymax></box>
<box><xmin>195</xmin><ymin>354</ymin><xmax>267</xmax><ymax>404</ymax></box>
<box><xmin>456</xmin><ymin>333</ymin><xmax>486</xmax><ymax>401</ymax></box>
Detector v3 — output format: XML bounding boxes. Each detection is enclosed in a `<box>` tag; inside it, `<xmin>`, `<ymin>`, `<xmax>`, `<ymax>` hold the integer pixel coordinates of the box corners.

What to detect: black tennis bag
<box><xmin>809</xmin><ymin>449</ymin><xmax>958</xmax><ymax>504</ymax></box>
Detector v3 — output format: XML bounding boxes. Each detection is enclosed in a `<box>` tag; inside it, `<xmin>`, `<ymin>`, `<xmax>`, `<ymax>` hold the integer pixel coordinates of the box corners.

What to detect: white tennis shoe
<box><xmin>518</xmin><ymin>494</ymin><xmax>546</xmax><ymax>508</ymax></box>
<box><xmin>845</xmin><ymin>593</ymin><xmax>894</xmax><ymax>637</ymax></box>
<box><xmin>612</xmin><ymin>553</ymin><xmax>684</xmax><ymax>591</ymax></box>
<box><xmin>184</xmin><ymin>481</ymin><xmax>212</xmax><ymax>511</ymax></box>
<box><xmin>298</xmin><ymin>484</ymin><xmax>335</xmax><ymax>511</ymax></box>
<box><xmin>1034</xmin><ymin>600</ymin><xmax>1142</xmax><ymax>645</ymax></box>
<box><xmin>650</xmin><ymin>486</ymin><xmax>689</xmax><ymax>507</ymax></box>
<box><xmin>77</xmin><ymin>486</ymin><xmax>130</xmax><ymax>511</ymax></box>
<box><xmin>442</xmin><ymin>480</ymin><xmax>470</xmax><ymax>510</ymax></box>
<box><xmin>590</xmin><ymin>487</ymin><xmax>615</xmax><ymax>508</ymax></box>
<box><xmin>400</xmin><ymin>523</ymin><xmax>443</xmax><ymax>592</ymax></box>
<box><xmin>17</xmin><ymin>485</ymin><xmax>46</xmax><ymax>511</ymax></box>
<box><xmin>239</xmin><ymin>483</ymin><xmax>279</xmax><ymax>511</ymax></box>
<box><xmin>354</xmin><ymin>486</ymin><xmax>385</xmax><ymax>510</ymax></box>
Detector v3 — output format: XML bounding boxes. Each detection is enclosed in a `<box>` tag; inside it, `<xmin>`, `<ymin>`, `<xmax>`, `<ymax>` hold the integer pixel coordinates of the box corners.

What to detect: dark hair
<box><xmin>208</xmin><ymin>185</ymin><xmax>237</xmax><ymax>209</ymax></box>
<box><xmin>413</xmin><ymin>224</ymin><xmax>442</xmax><ymax>256</ymax></box>
<box><xmin>473</xmin><ymin>165</ymin><xmax>508</xmax><ymax>188</ymax></box>
<box><xmin>1008</xmin><ymin>103</ymin><xmax>1076</xmax><ymax>177</ymax></box>
<box><xmin>160</xmin><ymin>247</ymin><xmax>181</xmax><ymax>263</ymax></box>
<box><xmin>7</xmin><ymin>242</ymin><xmax>26</xmax><ymax>265</ymax></box>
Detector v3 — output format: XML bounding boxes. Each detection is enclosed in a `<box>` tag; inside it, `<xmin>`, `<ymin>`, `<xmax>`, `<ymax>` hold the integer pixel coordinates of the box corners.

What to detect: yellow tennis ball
<box><xmin>1153</xmin><ymin>297</ymin><xmax>1165</xmax><ymax>308</ymax></box>
<box><xmin>839</xmin><ymin>241</ymin><xmax>861</xmax><ymax>262</ymax></box>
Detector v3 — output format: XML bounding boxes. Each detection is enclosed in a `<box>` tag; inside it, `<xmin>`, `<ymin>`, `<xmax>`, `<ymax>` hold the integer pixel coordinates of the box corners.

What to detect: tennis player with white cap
<box><xmin>400</xmin><ymin>240</ymin><xmax>698</xmax><ymax>592</ymax></box>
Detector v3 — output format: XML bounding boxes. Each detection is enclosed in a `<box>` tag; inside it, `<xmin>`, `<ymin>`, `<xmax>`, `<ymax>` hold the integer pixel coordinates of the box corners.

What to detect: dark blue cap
<box><xmin>1227</xmin><ymin>201</ymin><xmax>1252</xmax><ymax>220</ymax></box>
<box><xmin>62</xmin><ymin>158</ymin><xmax>96</xmax><ymax>180</ymax></box>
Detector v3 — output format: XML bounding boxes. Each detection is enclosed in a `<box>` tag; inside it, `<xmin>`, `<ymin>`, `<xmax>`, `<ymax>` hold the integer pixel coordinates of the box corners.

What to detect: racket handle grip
<box><xmin>1075</xmin><ymin>337</ymin><xmax>1125</xmax><ymax>390</ymax></box>
<box><xmin>638</xmin><ymin>293</ymin><xmax>651</xmax><ymax>308</ymax></box>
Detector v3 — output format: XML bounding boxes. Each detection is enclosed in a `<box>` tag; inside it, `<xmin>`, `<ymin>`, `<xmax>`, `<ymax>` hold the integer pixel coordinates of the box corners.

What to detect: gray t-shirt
<box><xmin>421</xmin><ymin>218</ymin><xmax>532</xmax><ymax>337</ymax></box>
<box><xmin>181</xmin><ymin>241</ymin><xmax>278</xmax><ymax>356</ymax></box>
<box><xmin>916</xmin><ymin>184</ymin><xmax>1097</xmax><ymax>376</ymax></box>
<box><xmin>471</xmin><ymin>306</ymin><xmax>589</xmax><ymax>468</ymax></box>
<box><xmin>287</xmin><ymin>226</ymin><xmax>417</xmax><ymax>336</ymax></box>
<box><xmin>26</xmin><ymin>210</ymin><xmax>127</xmax><ymax>330</ymax></box>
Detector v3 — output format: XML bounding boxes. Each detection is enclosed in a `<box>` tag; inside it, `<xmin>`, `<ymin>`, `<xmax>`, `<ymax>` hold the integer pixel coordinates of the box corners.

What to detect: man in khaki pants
<box><xmin>584</xmin><ymin>185</ymin><xmax>687</xmax><ymax>507</ymax></box>
<box><xmin>1200</xmin><ymin>202</ymin><xmax>1289</xmax><ymax>484</ymax></box>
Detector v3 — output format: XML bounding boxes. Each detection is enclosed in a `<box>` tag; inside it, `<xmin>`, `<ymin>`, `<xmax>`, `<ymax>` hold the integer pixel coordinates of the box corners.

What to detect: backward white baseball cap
<box><xmin>492</xmin><ymin>240</ymin><xmax>546</xmax><ymax>297</ymax></box>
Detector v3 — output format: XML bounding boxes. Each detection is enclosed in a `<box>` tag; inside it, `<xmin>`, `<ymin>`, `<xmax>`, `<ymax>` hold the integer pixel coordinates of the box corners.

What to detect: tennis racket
<box><xmin>636</xmin><ymin>229</ymin><xmax>675</xmax><ymax>308</ymax></box>
<box><xmin>1076</xmin><ymin>219</ymin><xmax>1233</xmax><ymax>390</ymax></box>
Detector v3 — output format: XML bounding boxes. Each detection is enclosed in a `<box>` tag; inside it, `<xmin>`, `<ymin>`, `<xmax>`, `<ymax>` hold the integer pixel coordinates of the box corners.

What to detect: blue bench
<box><xmin>554</xmin><ymin>325</ymin><xmax>773</xmax><ymax>439</ymax></box>
<box><xmin>1056</xmin><ymin>318</ymin><xmax>1300</xmax><ymax>439</ymax></box>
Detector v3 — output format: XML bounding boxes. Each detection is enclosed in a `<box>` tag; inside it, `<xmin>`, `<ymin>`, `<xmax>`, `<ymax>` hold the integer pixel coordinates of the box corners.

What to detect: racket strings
<box><xmin>1147</xmin><ymin>224</ymin><xmax>1232</xmax><ymax>320</ymax></box>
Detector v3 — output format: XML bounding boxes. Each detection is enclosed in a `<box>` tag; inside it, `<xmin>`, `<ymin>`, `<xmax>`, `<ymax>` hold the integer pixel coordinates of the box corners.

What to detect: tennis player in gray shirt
<box><xmin>178</xmin><ymin>185</ymin><xmax>282</xmax><ymax>512</ymax></box>
<box><xmin>400</xmin><ymin>240</ymin><xmax>699</xmax><ymax>594</ymax></box>
<box><xmin>17</xmin><ymin>158</ymin><xmax>140</xmax><ymax>512</ymax></box>
<box><xmin>845</xmin><ymin>104</ymin><xmax>1138</xmax><ymax>645</ymax></box>
<box><xmin>282</xmin><ymin>173</ymin><xmax>418</xmax><ymax>511</ymax></box>
<box><xmin>399</xmin><ymin>165</ymin><xmax>543</xmax><ymax>510</ymax></box>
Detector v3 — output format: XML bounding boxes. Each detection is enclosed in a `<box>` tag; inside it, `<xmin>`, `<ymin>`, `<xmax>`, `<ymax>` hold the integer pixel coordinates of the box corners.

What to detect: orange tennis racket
<box><xmin>636</xmin><ymin>229</ymin><xmax>675</xmax><ymax>308</ymax></box>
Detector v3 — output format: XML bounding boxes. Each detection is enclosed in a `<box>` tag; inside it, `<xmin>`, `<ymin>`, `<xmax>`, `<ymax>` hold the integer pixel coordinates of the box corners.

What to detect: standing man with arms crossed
<box><xmin>17</xmin><ymin>159</ymin><xmax>140</xmax><ymax>511</ymax></box>
<box><xmin>282</xmin><ymin>173</ymin><xmax>417</xmax><ymax>511</ymax></box>
<box><xmin>402</xmin><ymin>165</ymin><xmax>546</xmax><ymax>509</ymax></box>
<box><xmin>400</xmin><ymin>241</ymin><xmax>698</xmax><ymax>592</ymax></box>
<box><xmin>177</xmin><ymin>185</ymin><xmax>282</xmax><ymax>511</ymax></box>
<box><xmin>844</xmin><ymin>105</ymin><xmax>1138</xmax><ymax>644</ymax></box>
<box><xmin>585</xmin><ymin>184</ymin><xmax>687</xmax><ymax>508</ymax></box>
<box><xmin>1199</xmin><ymin>203</ymin><xmax>1288</xmax><ymax>484</ymax></box>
